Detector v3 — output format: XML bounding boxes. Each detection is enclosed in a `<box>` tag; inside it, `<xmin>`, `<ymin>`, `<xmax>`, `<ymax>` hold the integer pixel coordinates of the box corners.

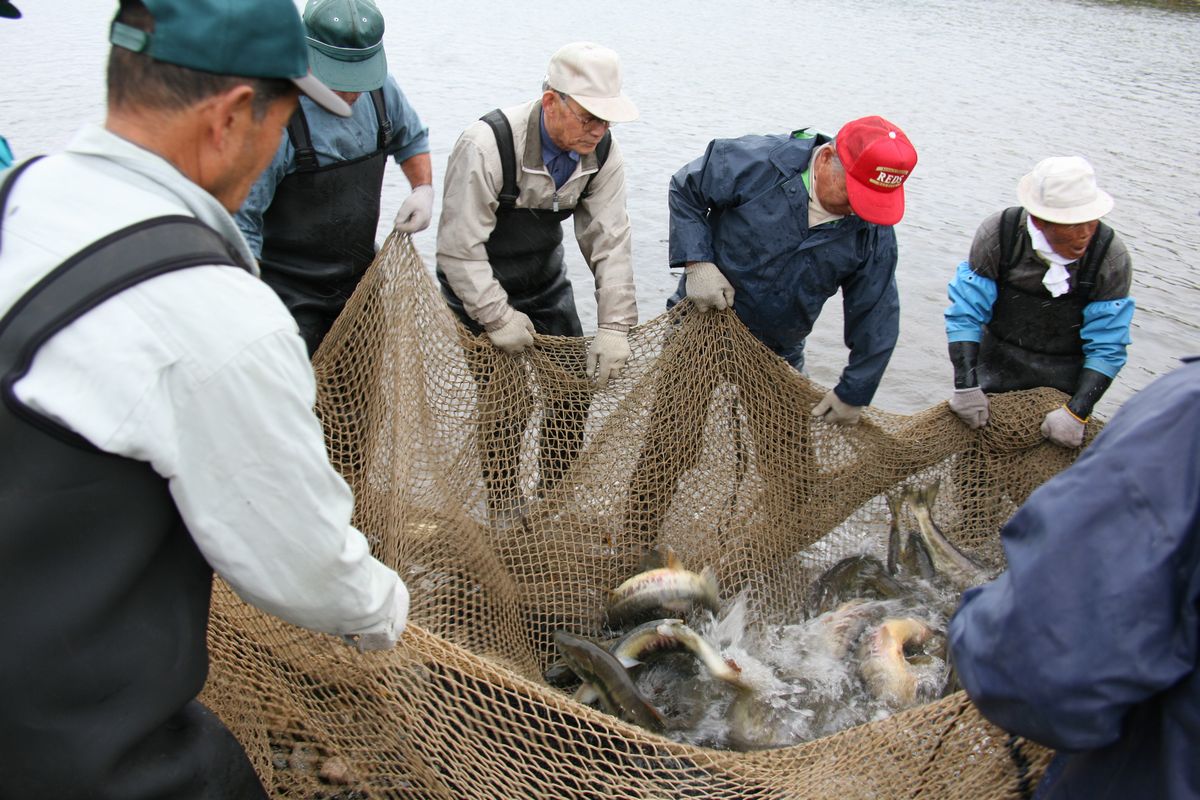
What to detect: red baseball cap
<box><xmin>834</xmin><ymin>116</ymin><xmax>917</xmax><ymax>226</ymax></box>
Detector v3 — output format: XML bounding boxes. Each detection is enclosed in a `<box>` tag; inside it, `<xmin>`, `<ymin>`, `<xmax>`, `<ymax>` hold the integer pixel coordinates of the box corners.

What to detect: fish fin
<box><xmin>572</xmin><ymin>684</ymin><xmax>599</xmax><ymax>705</ymax></box>
<box><xmin>662</xmin><ymin>545</ymin><xmax>682</xmax><ymax>570</ymax></box>
<box><xmin>700</xmin><ymin>565</ymin><xmax>720</xmax><ymax>608</ymax></box>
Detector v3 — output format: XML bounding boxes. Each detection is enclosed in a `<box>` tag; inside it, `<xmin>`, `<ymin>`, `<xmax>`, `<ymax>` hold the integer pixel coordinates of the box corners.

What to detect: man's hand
<box><xmin>811</xmin><ymin>389</ymin><xmax>863</xmax><ymax>426</ymax></box>
<box><xmin>487</xmin><ymin>309</ymin><xmax>535</xmax><ymax>355</ymax></box>
<box><xmin>949</xmin><ymin>387</ymin><xmax>990</xmax><ymax>429</ymax></box>
<box><xmin>586</xmin><ymin>327</ymin><xmax>631</xmax><ymax>389</ymax></box>
<box><xmin>685</xmin><ymin>261</ymin><xmax>735</xmax><ymax>312</ymax></box>
<box><xmin>393</xmin><ymin>184</ymin><xmax>434</xmax><ymax>234</ymax></box>
<box><xmin>1041</xmin><ymin>406</ymin><xmax>1086</xmax><ymax>448</ymax></box>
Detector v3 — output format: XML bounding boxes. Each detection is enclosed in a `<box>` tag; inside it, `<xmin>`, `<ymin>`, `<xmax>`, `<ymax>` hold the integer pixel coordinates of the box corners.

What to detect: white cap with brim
<box><xmin>546</xmin><ymin>41</ymin><xmax>639</xmax><ymax>124</ymax></box>
<box><xmin>1017</xmin><ymin>156</ymin><xmax>1114</xmax><ymax>225</ymax></box>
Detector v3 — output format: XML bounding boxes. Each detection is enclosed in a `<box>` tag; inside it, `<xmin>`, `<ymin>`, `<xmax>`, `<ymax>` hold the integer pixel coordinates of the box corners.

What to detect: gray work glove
<box><xmin>586</xmin><ymin>326</ymin><xmax>631</xmax><ymax>389</ymax></box>
<box><xmin>1041</xmin><ymin>405</ymin><xmax>1086</xmax><ymax>448</ymax></box>
<box><xmin>949</xmin><ymin>387</ymin><xmax>990</xmax><ymax>429</ymax></box>
<box><xmin>486</xmin><ymin>309</ymin><xmax>535</xmax><ymax>355</ymax></box>
<box><xmin>811</xmin><ymin>389</ymin><xmax>863</xmax><ymax>426</ymax></box>
<box><xmin>685</xmin><ymin>261</ymin><xmax>735</xmax><ymax>312</ymax></box>
<box><xmin>393</xmin><ymin>184</ymin><xmax>434</xmax><ymax>234</ymax></box>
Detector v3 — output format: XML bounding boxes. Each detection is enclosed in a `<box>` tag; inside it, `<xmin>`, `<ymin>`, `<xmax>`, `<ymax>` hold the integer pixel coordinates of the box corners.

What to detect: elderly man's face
<box><xmin>215</xmin><ymin>92</ymin><xmax>299</xmax><ymax>212</ymax></box>
<box><xmin>1031</xmin><ymin>217</ymin><xmax>1100</xmax><ymax>262</ymax></box>
<box><xmin>541</xmin><ymin>91</ymin><xmax>609</xmax><ymax>156</ymax></box>
<box><xmin>814</xmin><ymin>146</ymin><xmax>853</xmax><ymax>216</ymax></box>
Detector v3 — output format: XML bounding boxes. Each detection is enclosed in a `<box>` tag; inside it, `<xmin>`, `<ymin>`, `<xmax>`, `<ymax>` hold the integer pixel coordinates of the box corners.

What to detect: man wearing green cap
<box><xmin>235</xmin><ymin>0</ymin><xmax>433</xmax><ymax>357</ymax></box>
<box><xmin>0</xmin><ymin>1</ymin><xmax>410</xmax><ymax>797</ymax></box>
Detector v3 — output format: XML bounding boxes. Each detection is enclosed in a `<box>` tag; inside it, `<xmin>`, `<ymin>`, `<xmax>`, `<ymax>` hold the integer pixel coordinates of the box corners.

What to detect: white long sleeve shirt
<box><xmin>0</xmin><ymin>125</ymin><xmax>408</xmax><ymax>643</ymax></box>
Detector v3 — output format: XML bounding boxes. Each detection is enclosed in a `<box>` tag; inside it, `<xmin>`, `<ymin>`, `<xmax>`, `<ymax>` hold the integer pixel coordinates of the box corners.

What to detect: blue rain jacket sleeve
<box><xmin>944</xmin><ymin>260</ymin><xmax>997</xmax><ymax>343</ymax></box>
<box><xmin>949</xmin><ymin>362</ymin><xmax>1200</xmax><ymax>754</ymax></box>
<box><xmin>836</xmin><ymin>227</ymin><xmax>899</xmax><ymax>406</ymax></box>
<box><xmin>1081</xmin><ymin>297</ymin><xmax>1135</xmax><ymax>378</ymax></box>
<box><xmin>667</xmin><ymin>139</ymin><xmax>739</xmax><ymax>268</ymax></box>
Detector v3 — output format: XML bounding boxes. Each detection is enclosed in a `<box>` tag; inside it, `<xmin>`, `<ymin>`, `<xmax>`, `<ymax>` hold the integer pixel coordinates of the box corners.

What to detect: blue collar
<box><xmin>539</xmin><ymin>111</ymin><xmax>579</xmax><ymax>168</ymax></box>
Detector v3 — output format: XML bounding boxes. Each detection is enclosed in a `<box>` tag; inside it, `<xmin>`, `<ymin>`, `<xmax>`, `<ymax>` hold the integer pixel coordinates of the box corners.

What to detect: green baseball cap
<box><xmin>0</xmin><ymin>2</ymin><xmax>21</xmax><ymax>20</ymax></box>
<box><xmin>303</xmin><ymin>0</ymin><xmax>388</xmax><ymax>94</ymax></box>
<box><xmin>109</xmin><ymin>0</ymin><xmax>351</xmax><ymax>117</ymax></box>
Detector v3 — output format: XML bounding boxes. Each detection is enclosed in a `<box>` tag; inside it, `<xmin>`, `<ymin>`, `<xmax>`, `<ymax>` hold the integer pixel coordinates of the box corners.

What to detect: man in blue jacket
<box><xmin>944</xmin><ymin>156</ymin><xmax>1134</xmax><ymax>447</ymax></box>
<box><xmin>667</xmin><ymin>115</ymin><xmax>917</xmax><ymax>424</ymax></box>
<box><xmin>949</xmin><ymin>357</ymin><xmax>1200</xmax><ymax>799</ymax></box>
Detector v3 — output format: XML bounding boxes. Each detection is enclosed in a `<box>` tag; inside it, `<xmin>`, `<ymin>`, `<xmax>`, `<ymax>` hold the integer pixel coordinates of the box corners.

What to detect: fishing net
<box><xmin>202</xmin><ymin>233</ymin><xmax>1099</xmax><ymax>798</ymax></box>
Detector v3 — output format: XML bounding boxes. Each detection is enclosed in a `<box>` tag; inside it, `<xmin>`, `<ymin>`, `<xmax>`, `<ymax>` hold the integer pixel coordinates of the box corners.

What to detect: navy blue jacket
<box><xmin>949</xmin><ymin>358</ymin><xmax>1200</xmax><ymax>799</ymax></box>
<box><xmin>667</xmin><ymin>132</ymin><xmax>899</xmax><ymax>406</ymax></box>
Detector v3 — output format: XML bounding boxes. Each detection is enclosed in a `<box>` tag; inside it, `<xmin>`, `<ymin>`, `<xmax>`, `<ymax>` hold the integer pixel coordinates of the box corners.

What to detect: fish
<box><xmin>886</xmin><ymin>493</ymin><xmax>936</xmax><ymax>580</ymax></box>
<box><xmin>856</xmin><ymin>617</ymin><xmax>936</xmax><ymax>708</ymax></box>
<box><xmin>727</xmin><ymin>686</ymin><xmax>795</xmax><ymax>752</ymax></box>
<box><xmin>605</xmin><ymin>548</ymin><xmax>720</xmax><ymax>629</ymax></box>
<box><xmin>814</xmin><ymin>598</ymin><xmax>883</xmax><ymax>659</ymax></box>
<box><xmin>552</xmin><ymin>630</ymin><xmax>665</xmax><ymax>732</ymax></box>
<box><xmin>901</xmin><ymin>481</ymin><xmax>990</xmax><ymax>591</ymax></box>
<box><xmin>808</xmin><ymin>554</ymin><xmax>906</xmax><ymax>617</ymax></box>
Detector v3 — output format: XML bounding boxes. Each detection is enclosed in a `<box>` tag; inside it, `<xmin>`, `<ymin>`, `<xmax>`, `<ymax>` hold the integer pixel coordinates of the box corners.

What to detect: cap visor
<box><xmin>0</xmin><ymin>2</ymin><xmax>21</xmax><ymax>19</ymax></box>
<box><xmin>572</xmin><ymin>94</ymin><xmax>640</xmax><ymax>124</ymax></box>
<box><xmin>309</xmin><ymin>47</ymin><xmax>388</xmax><ymax>93</ymax></box>
<box><xmin>293</xmin><ymin>72</ymin><xmax>352</xmax><ymax>118</ymax></box>
<box><xmin>846</xmin><ymin>178</ymin><xmax>905</xmax><ymax>226</ymax></box>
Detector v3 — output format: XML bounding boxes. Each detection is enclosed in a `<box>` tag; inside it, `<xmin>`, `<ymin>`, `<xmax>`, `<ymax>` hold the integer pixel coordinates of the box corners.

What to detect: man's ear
<box><xmin>208</xmin><ymin>84</ymin><xmax>257</xmax><ymax>152</ymax></box>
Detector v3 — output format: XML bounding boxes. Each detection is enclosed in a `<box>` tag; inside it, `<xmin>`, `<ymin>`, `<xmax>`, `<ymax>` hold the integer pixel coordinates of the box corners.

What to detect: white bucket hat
<box><xmin>545</xmin><ymin>42</ymin><xmax>639</xmax><ymax>124</ymax></box>
<box><xmin>1017</xmin><ymin>156</ymin><xmax>1114</xmax><ymax>224</ymax></box>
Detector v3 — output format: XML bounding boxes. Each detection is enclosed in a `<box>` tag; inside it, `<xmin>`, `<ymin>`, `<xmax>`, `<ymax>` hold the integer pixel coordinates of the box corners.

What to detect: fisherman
<box><xmin>0</xmin><ymin>0</ymin><xmax>19</xmax><ymax>170</ymax></box>
<box><xmin>626</xmin><ymin>116</ymin><xmax>917</xmax><ymax>537</ymax></box>
<box><xmin>944</xmin><ymin>156</ymin><xmax>1134</xmax><ymax>447</ymax></box>
<box><xmin>436</xmin><ymin>41</ymin><xmax>640</xmax><ymax>525</ymax></box>
<box><xmin>0</xmin><ymin>1</ymin><xmax>410</xmax><ymax>797</ymax></box>
<box><xmin>948</xmin><ymin>356</ymin><xmax>1200</xmax><ymax>798</ymax></box>
<box><xmin>234</xmin><ymin>0</ymin><xmax>433</xmax><ymax>356</ymax></box>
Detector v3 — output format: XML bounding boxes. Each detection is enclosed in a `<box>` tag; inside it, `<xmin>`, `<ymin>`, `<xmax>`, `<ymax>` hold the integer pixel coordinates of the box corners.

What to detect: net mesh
<box><xmin>203</xmin><ymin>234</ymin><xmax>1097</xmax><ymax>798</ymax></box>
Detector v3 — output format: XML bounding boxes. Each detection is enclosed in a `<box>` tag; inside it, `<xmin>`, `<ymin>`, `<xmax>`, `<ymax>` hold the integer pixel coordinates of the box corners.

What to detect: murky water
<box><xmin>2</xmin><ymin>0</ymin><xmax>1198</xmax><ymax>417</ymax></box>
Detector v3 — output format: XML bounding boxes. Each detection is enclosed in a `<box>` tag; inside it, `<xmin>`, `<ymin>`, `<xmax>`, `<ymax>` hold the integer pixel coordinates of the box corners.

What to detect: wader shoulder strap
<box><xmin>580</xmin><ymin>130</ymin><xmax>613</xmax><ymax>201</ymax></box>
<box><xmin>481</xmin><ymin>108</ymin><xmax>519</xmax><ymax>209</ymax></box>
<box><xmin>0</xmin><ymin>215</ymin><xmax>249</xmax><ymax>447</ymax></box>
<box><xmin>998</xmin><ymin>205</ymin><xmax>1024</xmax><ymax>275</ymax></box>
<box><xmin>369</xmin><ymin>88</ymin><xmax>392</xmax><ymax>151</ymax></box>
<box><xmin>286</xmin><ymin>107</ymin><xmax>319</xmax><ymax>171</ymax></box>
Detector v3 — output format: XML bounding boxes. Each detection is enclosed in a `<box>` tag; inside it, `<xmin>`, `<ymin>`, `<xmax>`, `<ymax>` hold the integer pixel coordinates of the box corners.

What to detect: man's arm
<box><xmin>834</xmin><ymin>226</ymin><xmax>900</xmax><ymax>407</ymax></box>
<box><xmin>572</xmin><ymin>137</ymin><xmax>636</xmax><ymax>330</ymax></box>
<box><xmin>667</xmin><ymin>138</ymin><xmax>737</xmax><ymax>269</ymax></box>
<box><xmin>949</xmin><ymin>368</ymin><xmax>1200</xmax><ymax>750</ymax></box>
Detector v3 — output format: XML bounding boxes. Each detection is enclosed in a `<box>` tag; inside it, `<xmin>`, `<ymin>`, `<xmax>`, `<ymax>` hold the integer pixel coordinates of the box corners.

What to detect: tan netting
<box><xmin>203</xmin><ymin>234</ymin><xmax>1099</xmax><ymax>798</ymax></box>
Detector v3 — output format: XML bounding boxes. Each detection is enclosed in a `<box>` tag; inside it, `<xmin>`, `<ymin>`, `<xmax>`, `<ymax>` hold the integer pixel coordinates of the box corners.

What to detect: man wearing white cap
<box><xmin>436</xmin><ymin>41</ymin><xmax>639</xmax><ymax>524</ymax></box>
<box><xmin>944</xmin><ymin>156</ymin><xmax>1134</xmax><ymax>447</ymax></box>
<box><xmin>236</xmin><ymin>0</ymin><xmax>433</xmax><ymax>356</ymax></box>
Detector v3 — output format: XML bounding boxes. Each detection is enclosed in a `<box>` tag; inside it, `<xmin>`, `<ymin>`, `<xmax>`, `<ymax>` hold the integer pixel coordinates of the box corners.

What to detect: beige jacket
<box><xmin>436</xmin><ymin>100</ymin><xmax>638</xmax><ymax>332</ymax></box>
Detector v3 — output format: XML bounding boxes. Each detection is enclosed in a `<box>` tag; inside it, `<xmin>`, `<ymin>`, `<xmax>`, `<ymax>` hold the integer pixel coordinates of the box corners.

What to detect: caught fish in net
<box><xmin>201</xmin><ymin>233</ymin><xmax>1098</xmax><ymax>798</ymax></box>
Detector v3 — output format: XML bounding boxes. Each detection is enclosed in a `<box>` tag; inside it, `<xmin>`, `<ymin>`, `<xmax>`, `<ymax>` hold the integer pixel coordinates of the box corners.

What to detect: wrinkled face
<box><xmin>814</xmin><ymin>147</ymin><xmax>852</xmax><ymax>216</ymax></box>
<box><xmin>1031</xmin><ymin>216</ymin><xmax>1100</xmax><ymax>262</ymax></box>
<box><xmin>541</xmin><ymin>91</ymin><xmax>609</xmax><ymax>155</ymax></box>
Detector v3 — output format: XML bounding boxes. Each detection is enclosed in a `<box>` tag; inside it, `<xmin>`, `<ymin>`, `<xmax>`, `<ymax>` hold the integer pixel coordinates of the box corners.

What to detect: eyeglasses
<box><xmin>557</xmin><ymin>93</ymin><xmax>610</xmax><ymax>133</ymax></box>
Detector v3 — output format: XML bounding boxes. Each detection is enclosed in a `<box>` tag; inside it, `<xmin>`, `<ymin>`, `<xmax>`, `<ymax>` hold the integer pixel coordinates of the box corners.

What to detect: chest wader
<box><xmin>977</xmin><ymin>206</ymin><xmax>1113</xmax><ymax>394</ymax></box>
<box><xmin>260</xmin><ymin>89</ymin><xmax>390</xmax><ymax>356</ymax></box>
<box><xmin>0</xmin><ymin>159</ymin><xmax>267</xmax><ymax>800</ymax></box>
<box><xmin>437</xmin><ymin>110</ymin><xmax>611</xmax><ymax>518</ymax></box>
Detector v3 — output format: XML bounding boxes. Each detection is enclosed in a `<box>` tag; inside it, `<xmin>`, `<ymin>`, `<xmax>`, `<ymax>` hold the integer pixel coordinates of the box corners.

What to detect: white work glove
<box><xmin>586</xmin><ymin>327</ymin><xmax>631</xmax><ymax>389</ymax></box>
<box><xmin>487</xmin><ymin>309</ymin><xmax>535</xmax><ymax>355</ymax></box>
<box><xmin>392</xmin><ymin>184</ymin><xmax>434</xmax><ymax>234</ymax></box>
<box><xmin>1041</xmin><ymin>406</ymin><xmax>1086</xmax><ymax>448</ymax></box>
<box><xmin>811</xmin><ymin>389</ymin><xmax>863</xmax><ymax>426</ymax></box>
<box><xmin>949</xmin><ymin>387</ymin><xmax>990</xmax><ymax>429</ymax></box>
<box><xmin>685</xmin><ymin>261</ymin><xmax>735</xmax><ymax>312</ymax></box>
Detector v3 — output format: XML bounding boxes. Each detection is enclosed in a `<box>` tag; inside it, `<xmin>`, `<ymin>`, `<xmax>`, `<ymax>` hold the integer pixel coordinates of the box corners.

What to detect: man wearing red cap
<box><xmin>668</xmin><ymin>116</ymin><xmax>917</xmax><ymax>422</ymax></box>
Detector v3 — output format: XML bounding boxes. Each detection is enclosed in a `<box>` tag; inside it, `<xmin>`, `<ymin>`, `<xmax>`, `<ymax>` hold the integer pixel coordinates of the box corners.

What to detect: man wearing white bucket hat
<box><xmin>944</xmin><ymin>156</ymin><xmax>1134</xmax><ymax>447</ymax></box>
<box><xmin>436</xmin><ymin>42</ymin><xmax>640</xmax><ymax>526</ymax></box>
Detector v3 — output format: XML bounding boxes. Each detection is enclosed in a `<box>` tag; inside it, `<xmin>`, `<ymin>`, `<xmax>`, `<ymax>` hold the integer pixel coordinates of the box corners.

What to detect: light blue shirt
<box><xmin>234</xmin><ymin>75</ymin><xmax>429</xmax><ymax>257</ymax></box>
<box><xmin>0</xmin><ymin>136</ymin><xmax>13</xmax><ymax>170</ymax></box>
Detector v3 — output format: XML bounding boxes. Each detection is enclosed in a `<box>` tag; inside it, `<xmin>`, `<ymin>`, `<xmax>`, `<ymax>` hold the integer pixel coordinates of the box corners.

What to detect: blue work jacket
<box><xmin>949</xmin><ymin>357</ymin><xmax>1200</xmax><ymax>799</ymax></box>
<box><xmin>667</xmin><ymin>132</ymin><xmax>899</xmax><ymax>406</ymax></box>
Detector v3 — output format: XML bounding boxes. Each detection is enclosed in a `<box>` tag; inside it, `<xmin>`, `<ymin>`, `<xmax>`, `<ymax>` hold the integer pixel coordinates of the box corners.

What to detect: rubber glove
<box><xmin>949</xmin><ymin>387</ymin><xmax>989</xmax><ymax>429</ymax></box>
<box><xmin>393</xmin><ymin>184</ymin><xmax>434</xmax><ymax>234</ymax></box>
<box><xmin>1041</xmin><ymin>406</ymin><xmax>1086</xmax><ymax>448</ymax></box>
<box><xmin>586</xmin><ymin>326</ymin><xmax>630</xmax><ymax>389</ymax></box>
<box><xmin>487</xmin><ymin>309</ymin><xmax>535</xmax><ymax>355</ymax></box>
<box><xmin>811</xmin><ymin>389</ymin><xmax>863</xmax><ymax>426</ymax></box>
<box><xmin>685</xmin><ymin>261</ymin><xmax>735</xmax><ymax>312</ymax></box>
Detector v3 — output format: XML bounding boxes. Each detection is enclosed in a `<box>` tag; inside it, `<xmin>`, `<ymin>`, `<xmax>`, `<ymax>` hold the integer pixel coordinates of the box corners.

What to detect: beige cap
<box><xmin>545</xmin><ymin>41</ymin><xmax>639</xmax><ymax>124</ymax></box>
<box><xmin>1017</xmin><ymin>156</ymin><xmax>1114</xmax><ymax>224</ymax></box>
